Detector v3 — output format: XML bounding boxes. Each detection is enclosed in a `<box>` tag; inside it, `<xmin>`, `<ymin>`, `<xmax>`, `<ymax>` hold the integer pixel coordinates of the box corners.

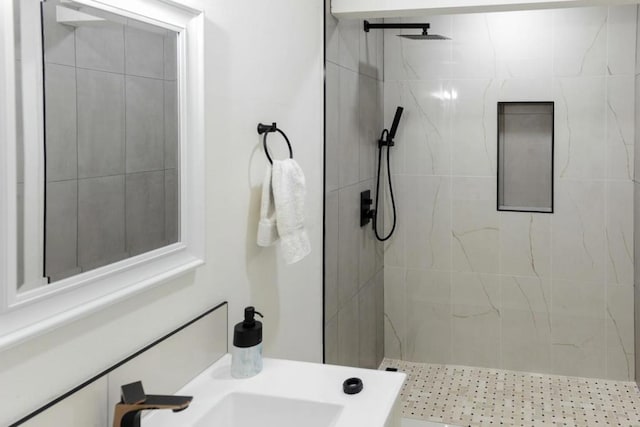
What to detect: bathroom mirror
<box><xmin>16</xmin><ymin>0</ymin><xmax>181</xmax><ymax>292</ymax></box>
<box><xmin>497</xmin><ymin>102</ymin><xmax>554</xmax><ymax>213</ymax></box>
<box><xmin>0</xmin><ymin>0</ymin><xmax>204</xmax><ymax>349</ymax></box>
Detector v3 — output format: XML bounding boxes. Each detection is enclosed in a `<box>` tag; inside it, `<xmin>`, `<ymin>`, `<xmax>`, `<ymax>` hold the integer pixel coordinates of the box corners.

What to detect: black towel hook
<box><xmin>257</xmin><ymin>122</ymin><xmax>293</xmax><ymax>165</ymax></box>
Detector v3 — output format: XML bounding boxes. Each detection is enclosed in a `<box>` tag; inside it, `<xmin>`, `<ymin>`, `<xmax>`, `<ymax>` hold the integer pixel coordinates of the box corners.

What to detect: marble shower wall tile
<box><xmin>451</xmin><ymin>272</ymin><xmax>501</xmax><ymax>368</ymax></box>
<box><xmin>337</xmin><ymin>292</ymin><xmax>359</xmax><ymax>367</ymax></box>
<box><xmin>401</xmin><ymin>81</ymin><xmax>452</xmax><ymax>176</ymax></box>
<box><xmin>636</xmin><ymin>74</ymin><xmax>640</xmax><ymax>183</ymax></box>
<box><xmin>380</xmin><ymin>5</ymin><xmax>636</xmax><ymax>380</ymax></box>
<box><xmin>382</xmin><ymin>175</ymin><xmax>407</xmax><ymax>268</ymax></box>
<box><xmin>607</xmin><ymin>5</ymin><xmax>637</xmax><ymax>76</ymax></box>
<box><xmin>552</xmin><ymin>7</ymin><xmax>608</xmax><ymax>77</ymax></box>
<box><xmin>607</xmin><ymin>75</ymin><xmax>635</xmax><ymax>181</ymax></box>
<box><xmin>405</xmin><ymin>176</ymin><xmax>452</xmax><ymax>271</ymax></box>
<box><xmin>551</xmin><ymin>279</ymin><xmax>606</xmax><ymax>378</ymax></box>
<box><xmin>452</xmin><ymin>177</ymin><xmax>499</xmax><ymax>274</ymax></box>
<box><xmin>606</xmin><ymin>283</ymin><xmax>635</xmax><ymax>380</ymax></box>
<box><xmin>500</xmin><ymin>275</ymin><xmax>552</xmax><ymax>373</ymax></box>
<box><xmin>359</xmin><ymin>18</ymin><xmax>383</xmax><ymax>80</ymax></box>
<box><xmin>554</xmin><ymin>76</ymin><xmax>606</xmax><ymax>180</ymax></box>
<box><xmin>451</xmin><ymin>14</ymin><xmax>497</xmax><ymax>79</ymax></box>
<box><xmin>487</xmin><ymin>10</ymin><xmax>553</xmax><ymax>79</ymax></box>
<box><xmin>405</xmin><ymin>269</ymin><xmax>451</xmax><ymax>364</ymax></box>
<box><xmin>384</xmin><ymin>267</ymin><xmax>407</xmax><ymax>360</ymax></box>
<box><xmin>337</xmin><ymin>183</ymin><xmax>360</xmax><ymax>309</ymax></box>
<box><xmin>358</xmin><ymin>279</ymin><xmax>378</xmax><ymax>368</ymax></box>
<box><xmin>635</xmin><ymin>183</ymin><xmax>640</xmax><ymax>381</ymax></box>
<box><xmin>359</xmin><ymin>76</ymin><xmax>382</xmax><ymax>181</ymax></box>
<box><xmin>606</xmin><ymin>181</ymin><xmax>634</xmax><ymax>286</ymax></box>
<box><xmin>359</xmin><ymin>180</ymin><xmax>378</xmax><ymax>288</ymax></box>
<box><xmin>552</xmin><ymin>180</ymin><xmax>606</xmax><ymax>283</ymax></box>
<box><xmin>338</xmin><ymin>67</ymin><xmax>360</xmax><ymax>187</ymax></box>
<box><xmin>374</xmin><ymin>271</ymin><xmax>385</xmax><ymax>365</ymax></box>
<box><xmin>337</xmin><ymin>19</ymin><xmax>360</xmax><ymax>73</ymax></box>
<box><xmin>451</xmin><ymin>79</ymin><xmax>499</xmax><ymax>176</ymax></box>
<box><xmin>324</xmin><ymin>314</ymin><xmax>339</xmax><ymax>365</ymax></box>
<box><xmin>499</xmin><ymin>212</ymin><xmax>552</xmax><ymax>278</ymax></box>
<box><xmin>497</xmin><ymin>78</ymin><xmax>554</xmax><ymax>102</ymax></box>
<box><xmin>325</xmin><ymin>62</ymin><xmax>340</xmax><ymax>192</ymax></box>
<box><xmin>325</xmin><ymin>0</ymin><xmax>339</xmax><ymax>64</ymax></box>
<box><xmin>325</xmin><ymin>190</ymin><xmax>339</xmax><ymax>320</ymax></box>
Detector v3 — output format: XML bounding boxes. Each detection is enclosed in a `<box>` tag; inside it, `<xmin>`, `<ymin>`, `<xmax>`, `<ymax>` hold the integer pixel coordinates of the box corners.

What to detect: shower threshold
<box><xmin>380</xmin><ymin>358</ymin><xmax>640</xmax><ymax>427</ymax></box>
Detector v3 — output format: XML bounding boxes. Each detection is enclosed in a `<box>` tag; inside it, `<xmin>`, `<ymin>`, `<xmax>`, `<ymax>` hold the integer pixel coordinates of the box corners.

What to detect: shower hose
<box><xmin>373</xmin><ymin>129</ymin><xmax>397</xmax><ymax>242</ymax></box>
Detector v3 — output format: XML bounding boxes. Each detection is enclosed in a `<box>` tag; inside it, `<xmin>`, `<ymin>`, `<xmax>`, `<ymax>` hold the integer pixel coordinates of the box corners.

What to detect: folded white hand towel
<box><xmin>271</xmin><ymin>159</ymin><xmax>311</xmax><ymax>264</ymax></box>
<box><xmin>257</xmin><ymin>165</ymin><xmax>279</xmax><ymax>247</ymax></box>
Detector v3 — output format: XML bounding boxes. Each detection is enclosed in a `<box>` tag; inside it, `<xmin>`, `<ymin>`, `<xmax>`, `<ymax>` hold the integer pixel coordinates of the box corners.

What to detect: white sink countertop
<box><xmin>146</xmin><ymin>354</ymin><xmax>406</xmax><ymax>427</ymax></box>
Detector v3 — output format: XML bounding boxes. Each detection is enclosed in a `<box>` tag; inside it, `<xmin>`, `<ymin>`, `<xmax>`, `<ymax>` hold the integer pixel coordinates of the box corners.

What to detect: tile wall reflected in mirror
<box><xmin>15</xmin><ymin>0</ymin><xmax>180</xmax><ymax>290</ymax></box>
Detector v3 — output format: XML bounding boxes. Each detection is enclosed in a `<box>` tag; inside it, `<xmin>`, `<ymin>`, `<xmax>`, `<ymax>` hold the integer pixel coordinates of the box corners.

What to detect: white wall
<box><xmin>0</xmin><ymin>0</ymin><xmax>324</xmax><ymax>424</ymax></box>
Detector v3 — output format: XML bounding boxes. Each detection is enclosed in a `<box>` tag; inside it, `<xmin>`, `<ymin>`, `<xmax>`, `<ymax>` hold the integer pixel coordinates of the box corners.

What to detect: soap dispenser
<box><xmin>231</xmin><ymin>306</ymin><xmax>264</xmax><ymax>378</ymax></box>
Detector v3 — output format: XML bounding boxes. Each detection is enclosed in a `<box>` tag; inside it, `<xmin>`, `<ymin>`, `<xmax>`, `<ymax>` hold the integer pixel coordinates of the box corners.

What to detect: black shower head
<box><xmin>398</xmin><ymin>32</ymin><xmax>451</xmax><ymax>40</ymax></box>
<box><xmin>388</xmin><ymin>107</ymin><xmax>404</xmax><ymax>140</ymax></box>
<box><xmin>364</xmin><ymin>20</ymin><xmax>450</xmax><ymax>41</ymax></box>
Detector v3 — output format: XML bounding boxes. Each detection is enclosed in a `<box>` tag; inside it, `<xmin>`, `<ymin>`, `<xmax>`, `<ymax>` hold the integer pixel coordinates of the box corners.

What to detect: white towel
<box><xmin>257</xmin><ymin>165</ymin><xmax>279</xmax><ymax>247</ymax></box>
<box><xmin>271</xmin><ymin>159</ymin><xmax>311</xmax><ymax>264</ymax></box>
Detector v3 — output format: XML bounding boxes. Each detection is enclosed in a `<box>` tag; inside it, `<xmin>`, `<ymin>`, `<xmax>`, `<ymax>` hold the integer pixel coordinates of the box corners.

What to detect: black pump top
<box><xmin>234</xmin><ymin>306</ymin><xmax>263</xmax><ymax>348</ymax></box>
<box><xmin>243</xmin><ymin>306</ymin><xmax>262</xmax><ymax>327</ymax></box>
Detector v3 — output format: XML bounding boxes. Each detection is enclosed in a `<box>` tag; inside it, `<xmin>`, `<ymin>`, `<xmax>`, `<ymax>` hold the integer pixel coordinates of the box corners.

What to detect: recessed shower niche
<box><xmin>497</xmin><ymin>102</ymin><xmax>554</xmax><ymax>213</ymax></box>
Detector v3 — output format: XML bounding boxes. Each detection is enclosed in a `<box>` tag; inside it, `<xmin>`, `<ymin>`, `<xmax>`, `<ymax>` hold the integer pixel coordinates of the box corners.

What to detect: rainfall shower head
<box><xmin>398</xmin><ymin>31</ymin><xmax>451</xmax><ymax>40</ymax></box>
<box><xmin>363</xmin><ymin>20</ymin><xmax>450</xmax><ymax>40</ymax></box>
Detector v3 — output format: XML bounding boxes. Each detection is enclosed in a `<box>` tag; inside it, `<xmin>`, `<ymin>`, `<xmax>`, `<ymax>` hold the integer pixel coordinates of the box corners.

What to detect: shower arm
<box><xmin>363</xmin><ymin>21</ymin><xmax>430</xmax><ymax>32</ymax></box>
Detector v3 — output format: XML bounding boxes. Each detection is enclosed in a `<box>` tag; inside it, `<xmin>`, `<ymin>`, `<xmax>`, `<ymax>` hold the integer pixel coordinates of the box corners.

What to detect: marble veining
<box><xmin>385</xmin><ymin>312</ymin><xmax>404</xmax><ymax>360</ymax></box>
<box><xmin>607</xmin><ymin>306</ymin><xmax>631</xmax><ymax>379</ymax></box>
<box><xmin>607</xmin><ymin>98</ymin><xmax>632</xmax><ymax>179</ymax></box>
<box><xmin>527</xmin><ymin>215</ymin><xmax>539</xmax><ymax>278</ymax></box>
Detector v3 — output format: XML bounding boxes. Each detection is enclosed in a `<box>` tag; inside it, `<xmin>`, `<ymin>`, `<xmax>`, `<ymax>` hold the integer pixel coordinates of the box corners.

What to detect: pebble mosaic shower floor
<box><xmin>380</xmin><ymin>359</ymin><xmax>640</xmax><ymax>427</ymax></box>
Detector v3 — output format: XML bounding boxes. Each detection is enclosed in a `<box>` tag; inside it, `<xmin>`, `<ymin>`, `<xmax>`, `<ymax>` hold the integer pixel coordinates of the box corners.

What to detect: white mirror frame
<box><xmin>0</xmin><ymin>0</ymin><xmax>205</xmax><ymax>350</ymax></box>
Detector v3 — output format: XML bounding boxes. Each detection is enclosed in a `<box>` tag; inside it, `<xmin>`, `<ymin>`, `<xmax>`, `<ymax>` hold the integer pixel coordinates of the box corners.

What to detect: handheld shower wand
<box><xmin>361</xmin><ymin>107</ymin><xmax>403</xmax><ymax>241</ymax></box>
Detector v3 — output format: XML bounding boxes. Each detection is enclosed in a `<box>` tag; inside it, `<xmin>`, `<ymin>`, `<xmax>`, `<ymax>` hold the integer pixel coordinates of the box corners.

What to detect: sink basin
<box><xmin>194</xmin><ymin>392</ymin><xmax>343</xmax><ymax>427</ymax></box>
<box><xmin>146</xmin><ymin>354</ymin><xmax>405</xmax><ymax>427</ymax></box>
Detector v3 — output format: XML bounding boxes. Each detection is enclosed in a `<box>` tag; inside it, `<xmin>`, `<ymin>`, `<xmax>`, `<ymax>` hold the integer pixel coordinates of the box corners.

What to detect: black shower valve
<box><xmin>360</xmin><ymin>190</ymin><xmax>375</xmax><ymax>227</ymax></box>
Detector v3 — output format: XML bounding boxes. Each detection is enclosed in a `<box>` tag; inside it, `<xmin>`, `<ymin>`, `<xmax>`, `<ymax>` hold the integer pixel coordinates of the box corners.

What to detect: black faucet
<box><xmin>113</xmin><ymin>381</ymin><xmax>192</xmax><ymax>427</ymax></box>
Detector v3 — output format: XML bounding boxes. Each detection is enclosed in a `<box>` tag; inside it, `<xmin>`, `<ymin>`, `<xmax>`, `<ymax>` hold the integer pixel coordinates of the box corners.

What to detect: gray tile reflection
<box><xmin>76</xmin><ymin>24</ymin><xmax>125</xmax><ymax>73</ymax></box>
<box><xmin>78</xmin><ymin>175</ymin><xmax>126</xmax><ymax>270</ymax></box>
<box><xmin>45</xmin><ymin>180</ymin><xmax>78</xmax><ymax>281</ymax></box>
<box><xmin>164</xmin><ymin>81</ymin><xmax>179</xmax><ymax>169</ymax></box>
<box><xmin>77</xmin><ymin>69</ymin><xmax>125</xmax><ymax>178</ymax></box>
<box><xmin>164</xmin><ymin>32</ymin><xmax>178</xmax><ymax>81</ymax></box>
<box><xmin>164</xmin><ymin>169</ymin><xmax>179</xmax><ymax>244</ymax></box>
<box><xmin>42</xmin><ymin>0</ymin><xmax>76</xmax><ymax>66</ymax></box>
<box><xmin>126</xmin><ymin>76</ymin><xmax>164</xmax><ymax>173</ymax></box>
<box><xmin>45</xmin><ymin>63</ymin><xmax>77</xmax><ymax>181</ymax></box>
<box><xmin>125</xmin><ymin>24</ymin><xmax>164</xmax><ymax>79</ymax></box>
<box><xmin>126</xmin><ymin>171</ymin><xmax>165</xmax><ymax>256</ymax></box>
